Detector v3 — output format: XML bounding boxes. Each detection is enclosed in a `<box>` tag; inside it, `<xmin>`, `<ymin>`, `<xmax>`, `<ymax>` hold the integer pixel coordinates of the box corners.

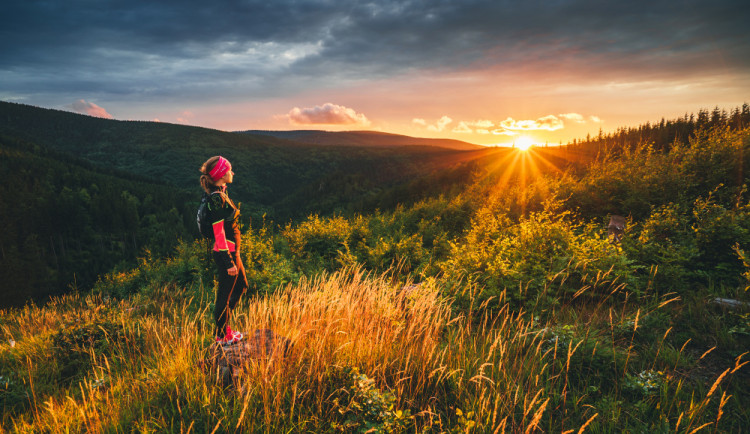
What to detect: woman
<box><xmin>199</xmin><ymin>156</ymin><xmax>248</xmax><ymax>345</ymax></box>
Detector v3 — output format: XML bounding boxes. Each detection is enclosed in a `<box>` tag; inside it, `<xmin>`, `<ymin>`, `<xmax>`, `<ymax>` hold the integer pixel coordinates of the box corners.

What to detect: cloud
<box><xmin>452</xmin><ymin>121</ymin><xmax>472</xmax><ymax>134</ymax></box>
<box><xmin>420</xmin><ymin>115</ymin><xmax>452</xmax><ymax>132</ymax></box>
<box><xmin>67</xmin><ymin>99</ymin><xmax>113</xmax><ymax>119</ymax></box>
<box><xmin>590</xmin><ymin>115</ymin><xmax>603</xmax><ymax>123</ymax></box>
<box><xmin>287</xmin><ymin>103</ymin><xmax>370</xmax><ymax>126</ymax></box>
<box><xmin>2</xmin><ymin>1</ymin><xmax>748</xmax><ymax>114</ymax></box>
<box><xmin>176</xmin><ymin>110</ymin><xmax>194</xmax><ymax>124</ymax></box>
<box><xmin>499</xmin><ymin>115</ymin><xmax>564</xmax><ymax>131</ymax></box>
<box><xmin>559</xmin><ymin>113</ymin><xmax>586</xmax><ymax>123</ymax></box>
<box><xmin>452</xmin><ymin>119</ymin><xmax>495</xmax><ymax>134</ymax></box>
<box><xmin>471</xmin><ymin>120</ymin><xmax>495</xmax><ymax>129</ymax></box>
<box><xmin>423</xmin><ymin>114</ymin><xmax>602</xmax><ymax>135</ymax></box>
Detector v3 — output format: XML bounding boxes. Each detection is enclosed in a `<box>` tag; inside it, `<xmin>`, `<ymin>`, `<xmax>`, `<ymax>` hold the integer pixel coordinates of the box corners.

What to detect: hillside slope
<box><xmin>242</xmin><ymin>130</ymin><xmax>483</xmax><ymax>150</ymax></box>
<box><xmin>0</xmin><ymin>101</ymin><xmax>491</xmax><ymax>221</ymax></box>
<box><xmin>0</xmin><ymin>135</ymin><xmax>192</xmax><ymax>307</ymax></box>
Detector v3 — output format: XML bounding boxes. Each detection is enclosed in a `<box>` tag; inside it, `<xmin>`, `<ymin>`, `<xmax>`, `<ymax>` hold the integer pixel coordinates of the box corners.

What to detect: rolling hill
<box><xmin>0</xmin><ymin>101</ymin><xmax>591</xmax><ymax>306</ymax></box>
<box><xmin>241</xmin><ymin>130</ymin><xmax>483</xmax><ymax>150</ymax></box>
<box><xmin>0</xmin><ymin>101</ymin><xmax>498</xmax><ymax>221</ymax></box>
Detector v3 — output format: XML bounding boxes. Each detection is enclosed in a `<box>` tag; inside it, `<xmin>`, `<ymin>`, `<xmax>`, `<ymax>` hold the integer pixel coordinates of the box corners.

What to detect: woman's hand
<box><xmin>227</xmin><ymin>265</ymin><xmax>238</xmax><ymax>276</ymax></box>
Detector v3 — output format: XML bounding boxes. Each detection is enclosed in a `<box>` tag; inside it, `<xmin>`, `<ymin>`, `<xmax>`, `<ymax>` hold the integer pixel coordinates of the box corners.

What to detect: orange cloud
<box><xmin>499</xmin><ymin>115</ymin><xmax>564</xmax><ymax>131</ymax></box>
<box><xmin>558</xmin><ymin>113</ymin><xmax>586</xmax><ymax>123</ymax></box>
<box><xmin>69</xmin><ymin>99</ymin><xmax>113</xmax><ymax>119</ymax></box>
<box><xmin>288</xmin><ymin>103</ymin><xmax>370</xmax><ymax>126</ymax></box>
<box><xmin>415</xmin><ymin>113</ymin><xmax>601</xmax><ymax>138</ymax></box>
<box><xmin>413</xmin><ymin>115</ymin><xmax>453</xmax><ymax>132</ymax></box>
<box><xmin>452</xmin><ymin>121</ymin><xmax>472</xmax><ymax>133</ymax></box>
<box><xmin>430</xmin><ymin>116</ymin><xmax>453</xmax><ymax>132</ymax></box>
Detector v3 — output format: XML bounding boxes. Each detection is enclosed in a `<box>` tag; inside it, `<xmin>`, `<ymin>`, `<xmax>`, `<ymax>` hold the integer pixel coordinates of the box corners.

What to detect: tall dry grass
<box><xmin>3</xmin><ymin>268</ymin><xmax>744</xmax><ymax>432</ymax></box>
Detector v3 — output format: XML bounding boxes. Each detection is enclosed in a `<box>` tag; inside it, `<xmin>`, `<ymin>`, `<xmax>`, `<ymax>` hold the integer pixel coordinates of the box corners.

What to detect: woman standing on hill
<box><xmin>199</xmin><ymin>156</ymin><xmax>247</xmax><ymax>345</ymax></box>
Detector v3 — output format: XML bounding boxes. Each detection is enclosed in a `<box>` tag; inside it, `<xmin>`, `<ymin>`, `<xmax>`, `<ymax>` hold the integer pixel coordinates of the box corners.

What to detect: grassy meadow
<box><xmin>2</xmin><ymin>126</ymin><xmax>750</xmax><ymax>432</ymax></box>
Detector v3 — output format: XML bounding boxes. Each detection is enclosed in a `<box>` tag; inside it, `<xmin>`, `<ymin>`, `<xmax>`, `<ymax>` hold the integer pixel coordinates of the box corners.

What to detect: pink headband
<box><xmin>209</xmin><ymin>156</ymin><xmax>231</xmax><ymax>181</ymax></box>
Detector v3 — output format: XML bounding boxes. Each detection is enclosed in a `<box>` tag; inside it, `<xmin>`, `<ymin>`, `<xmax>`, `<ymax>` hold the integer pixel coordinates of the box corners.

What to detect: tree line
<box><xmin>569</xmin><ymin>103</ymin><xmax>750</xmax><ymax>154</ymax></box>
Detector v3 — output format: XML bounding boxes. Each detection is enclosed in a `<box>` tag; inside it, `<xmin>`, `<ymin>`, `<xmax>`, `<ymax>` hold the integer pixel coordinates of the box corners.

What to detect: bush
<box><xmin>330</xmin><ymin>367</ymin><xmax>412</xmax><ymax>433</ymax></box>
<box><xmin>364</xmin><ymin>233</ymin><xmax>426</xmax><ymax>275</ymax></box>
<box><xmin>0</xmin><ymin>369</ymin><xmax>29</xmax><ymax>412</ymax></box>
<box><xmin>94</xmin><ymin>241</ymin><xmax>207</xmax><ymax>298</ymax></box>
<box><xmin>241</xmin><ymin>223</ymin><xmax>300</xmax><ymax>294</ymax></box>
<box><xmin>622</xmin><ymin>203</ymin><xmax>699</xmax><ymax>289</ymax></box>
<box><xmin>51</xmin><ymin>320</ymin><xmax>126</xmax><ymax>383</ymax></box>
<box><xmin>441</xmin><ymin>204</ymin><xmax>636</xmax><ymax>309</ymax></box>
<box><xmin>691</xmin><ymin>190</ymin><xmax>750</xmax><ymax>284</ymax></box>
<box><xmin>284</xmin><ymin>215</ymin><xmax>366</xmax><ymax>273</ymax></box>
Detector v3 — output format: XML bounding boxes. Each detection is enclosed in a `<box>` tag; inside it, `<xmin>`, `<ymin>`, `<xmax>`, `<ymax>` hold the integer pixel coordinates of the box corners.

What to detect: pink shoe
<box><xmin>215</xmin><ymin>333</ymin><xmax>240</xmax><ymax>346</ymax></box>
<box><xmin>226</xmin><ymin>326</ymin><xmax>244</xmax><ymax>342</ymax></box>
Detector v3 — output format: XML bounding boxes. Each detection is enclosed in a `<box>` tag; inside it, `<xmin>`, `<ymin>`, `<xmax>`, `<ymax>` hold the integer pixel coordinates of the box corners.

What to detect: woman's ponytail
<box><xmin>199</xmin><ymin>156</ymin><xmax>221</xmax><ymax>194</ymax></box>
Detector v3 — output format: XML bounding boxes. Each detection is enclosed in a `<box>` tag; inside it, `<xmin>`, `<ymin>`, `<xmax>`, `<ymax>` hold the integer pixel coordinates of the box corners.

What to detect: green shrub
<box><xmin>622</xmin><ymin>203</ymin><xmax>699</xmax><ymax>289</ymax></box>
<box><xmin>241</xmin><ymin>224</ymin><xmax>300</xmax><ymax>294</ymax></box>
<box><xmin>622</xmin><ymin>369</ymin><xmax>667</xmax><ymax>397</ymax></box>
<box><xmin>691</xmin><ymin>190</ymin><xmax>750</xmax><ymax>284</ymax></box>
<box><xmin>0</xmin><ymin>370</ymin><xmax>29</xmax><ymax>412</ymax></box>
<box><xmin>365</xmin><ymin>233</ymin><xmax>426</xmax><ymax>274</ymax></box>
<box><xmin>284</xmin><ymin>215</ymin><xmax>365</xmax><ymax>273</ymax></box>
<box><xmin>51</xmin><ymin>321</ymin><xmax>125</xmax><ymax>383</ymax></box>
<box><xmin>674</xmin><ymin>128</ymin><xmax>750</xmax><ymax>203</ymax></box>
<box><xmin>441</xmin><ymin>204</ymin><xmax>636</xmax><ymax>309</ymax></box>
<box><xmin>541</xmin><ymin>325</ymin><xmax>627</xmax><ymax>393</ymax></box>
<box><xmin>330</xmin><ymin>367</ymin><xmax>412</xmax><ymax>433</ymax></box>
<box><xmin>94</xmin><ymin>240</ymin><xmax>208</xmax><ymax>298</ymax></box>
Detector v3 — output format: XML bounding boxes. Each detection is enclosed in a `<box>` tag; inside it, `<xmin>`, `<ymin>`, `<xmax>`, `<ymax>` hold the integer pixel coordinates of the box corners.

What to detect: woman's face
<box><xmin>222</xmin><ymin>169</ymin><xmax>234</xmax><ymax>184</ymax></box>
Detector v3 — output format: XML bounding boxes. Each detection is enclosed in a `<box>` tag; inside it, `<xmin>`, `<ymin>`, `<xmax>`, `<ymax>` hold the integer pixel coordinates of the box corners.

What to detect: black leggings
<box><xmin>213</xmin><ymin>250</ymin><xmax>248</xmax><ymax>338</ymax></box>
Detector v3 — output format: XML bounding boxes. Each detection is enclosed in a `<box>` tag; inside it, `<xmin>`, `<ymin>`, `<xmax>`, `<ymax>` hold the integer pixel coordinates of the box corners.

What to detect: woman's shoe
<box><xmin>227</xmin><ymin>326</ymin><xmax>244</xmax><ymax>342</ymax></box>
<box><xmin>215</xmin><ymin>333</ymin><xmax>240</xmax><ymax>346</ymax></box>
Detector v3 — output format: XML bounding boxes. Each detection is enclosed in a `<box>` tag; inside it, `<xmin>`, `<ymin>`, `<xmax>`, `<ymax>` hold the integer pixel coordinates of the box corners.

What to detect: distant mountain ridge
<box><xmin>239</xmin><ymin>130</ymin><xmax>483</xmax><ymax>150</ymax></box>
<box><xmin>0</xmin><ymin>101</ymin><xmax>495</xmax><ymax>222</ymax></box>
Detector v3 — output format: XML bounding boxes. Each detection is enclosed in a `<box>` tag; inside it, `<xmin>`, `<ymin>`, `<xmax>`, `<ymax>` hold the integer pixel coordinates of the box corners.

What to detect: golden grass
<box><xmin>2</xmin><ymin>268</ymin><xmax>744</xmax><ymax>433</ymax></box>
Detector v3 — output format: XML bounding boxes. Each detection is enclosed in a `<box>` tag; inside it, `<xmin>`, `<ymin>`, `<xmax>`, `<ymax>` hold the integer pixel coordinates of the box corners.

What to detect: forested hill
<box><xmin>0</xmin><ymin>101</ymin><xmax>525</xmax><ymax>307</ymax></box>
<box><xmin>0</xmin><ymin>135</ymin><xmax>193</xmax><ymax>307</ymax></box>
<box><xmin>0</xmin><ymin>101</ymin><xmax>496</xmax><ymax>222</ymax></box>
<box><xmin>0</xmin><ymin>101</ymin><xmax>595</xmax><ymax>308</ymax></box>
<box><xmin>241</xmin><ymin>130</ymin><xmax>482</xmax><ymax>150</ymax></box>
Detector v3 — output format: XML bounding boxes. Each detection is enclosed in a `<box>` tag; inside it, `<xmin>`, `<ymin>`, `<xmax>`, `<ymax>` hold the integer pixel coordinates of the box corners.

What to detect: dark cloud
<box><xmin>1</xmin><ymin>0</ymin><xmax>748</xmax><ymax>103</ymax></box>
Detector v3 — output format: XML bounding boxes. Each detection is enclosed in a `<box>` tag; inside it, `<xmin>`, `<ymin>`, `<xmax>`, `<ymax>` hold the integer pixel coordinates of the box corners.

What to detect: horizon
<box><xmin>1</xmin><ymin>1</ymin><xmax>748</xmax><ymax>147</ymax></box>
<box><xmin>5</xmin><ymin>98</ymin><xmax>743</xmax><ymax>149</ymax></box>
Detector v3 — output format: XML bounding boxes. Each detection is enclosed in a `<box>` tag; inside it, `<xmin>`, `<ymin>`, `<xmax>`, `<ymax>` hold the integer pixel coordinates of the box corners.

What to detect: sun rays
<box><xmin>515</xmin><ymin>136</ymin><xmax>534</xmax><ymax>151</ymax></box>
<box><xmin>462</xmin><ymin>145</ymin><xmax>576</xmax><ymax>214</ymax></box>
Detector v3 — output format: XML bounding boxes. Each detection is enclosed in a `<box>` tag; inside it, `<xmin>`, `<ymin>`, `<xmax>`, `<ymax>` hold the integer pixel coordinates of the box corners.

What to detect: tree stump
<box><xmin>608</xmin><ymin>215</ymin><xmax>626</xmax><ymax>244</ymax></box>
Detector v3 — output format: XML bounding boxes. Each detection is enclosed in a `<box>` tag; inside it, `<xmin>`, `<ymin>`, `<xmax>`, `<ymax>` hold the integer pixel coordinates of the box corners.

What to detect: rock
<box><xmin>711</xmin><ymin>297</ymin><xmax>750</xmax><ymax>310</ymax></box>
<box><xmin>203</xmin><ymin>328</ymin><xmax>293</xmax><ymax>390</ymax></box>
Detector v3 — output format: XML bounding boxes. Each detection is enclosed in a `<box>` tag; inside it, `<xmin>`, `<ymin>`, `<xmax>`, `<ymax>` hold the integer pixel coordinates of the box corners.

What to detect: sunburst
<box><xmin>515</xmin><ymin>136</ymin><xmax>534</xmax><ymax>151</ymax></box>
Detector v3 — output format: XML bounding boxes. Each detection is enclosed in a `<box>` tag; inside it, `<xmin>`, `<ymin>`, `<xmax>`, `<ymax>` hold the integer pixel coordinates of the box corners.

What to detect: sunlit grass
<box><xmin>2</xmin><ymin>266</ymin><xmax>746</xmax><ymax>432</ymax></box>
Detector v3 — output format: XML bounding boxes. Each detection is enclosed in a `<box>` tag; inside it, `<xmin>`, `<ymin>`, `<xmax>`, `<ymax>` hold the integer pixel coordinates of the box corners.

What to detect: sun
<box><xmin>515</xmin><ymin>136</ymin><xmax>534</xmax><ymax>151</ymax></box>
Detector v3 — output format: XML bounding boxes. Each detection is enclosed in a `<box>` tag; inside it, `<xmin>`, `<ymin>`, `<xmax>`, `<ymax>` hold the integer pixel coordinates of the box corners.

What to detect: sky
<box><xmin>1</xmin><ymin>0</ymin><xmax>749</xmax><ymax>146</ymax></box>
